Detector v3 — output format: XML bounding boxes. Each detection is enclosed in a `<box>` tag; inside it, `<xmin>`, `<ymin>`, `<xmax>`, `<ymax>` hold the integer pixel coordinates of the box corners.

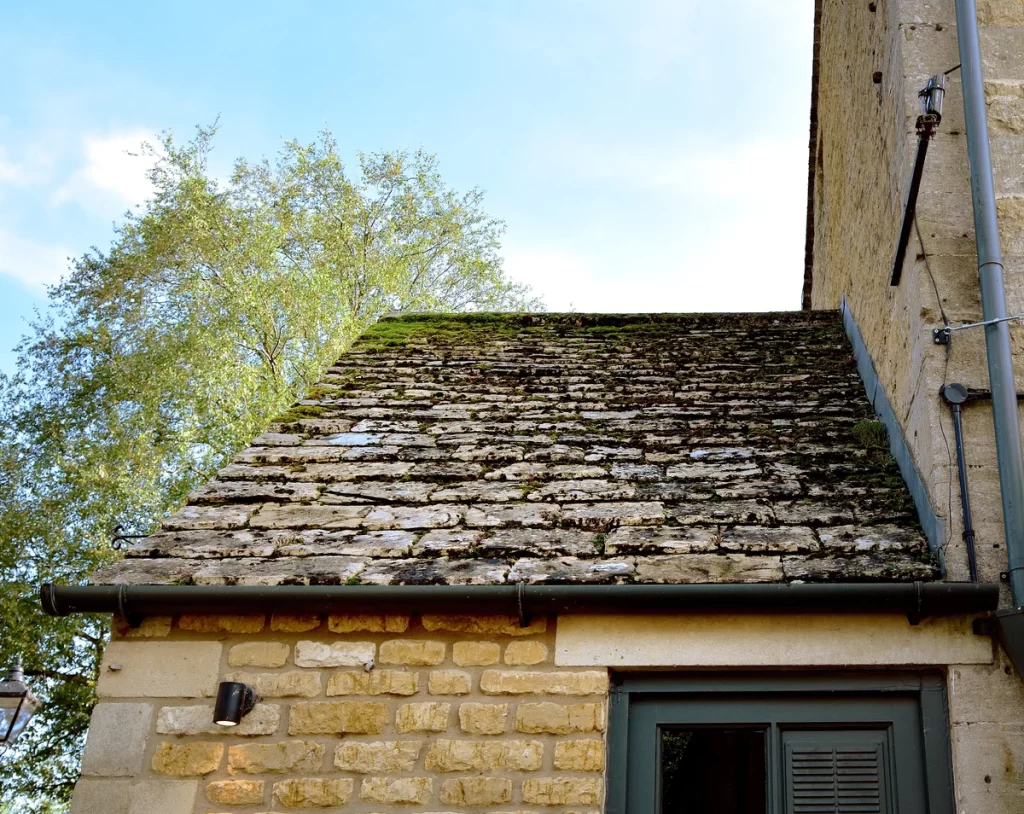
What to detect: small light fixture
<box><xmin>213</xmin><ymin>681</ymin><xmax>257</xmax><ymax>727</ymax></box>
<box><xmin>919</xmin><ymin>72</ymin><xmax>946</xmax><ymax>119</ymax></box>
<box><xmin>0</xmin><ymin>659</ymin><xmax>40</xmax><ymax>746</ymax></box>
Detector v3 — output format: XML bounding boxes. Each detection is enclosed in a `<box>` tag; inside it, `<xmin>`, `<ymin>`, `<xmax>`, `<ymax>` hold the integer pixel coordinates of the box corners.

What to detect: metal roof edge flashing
<box><xmin>841</xmin><ymin>298</ymin><xmax>947</xmax><ymax>569</ymax></box>
<box><xmin>40</xmin><ymin>581</ymin><xmax>998</xmax><ymax>625</ymax></box>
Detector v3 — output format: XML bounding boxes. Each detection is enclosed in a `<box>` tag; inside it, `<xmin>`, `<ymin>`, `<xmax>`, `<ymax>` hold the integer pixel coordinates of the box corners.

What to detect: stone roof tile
<box><xmin>90</xmin><ymin>312</ymin><xmax>939</xmax><ymax>586</ymax></box>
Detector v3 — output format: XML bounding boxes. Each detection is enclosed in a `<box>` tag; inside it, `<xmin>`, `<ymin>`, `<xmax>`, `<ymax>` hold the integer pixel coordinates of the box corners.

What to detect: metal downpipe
<box><xmin>955</xmin><ymin>0</ymin><xmax>1024</xmax><ymax>607</ymax></box>
<box><xmin>949</xmin><ymin>400</ymin><xmax>979</xmax><ymax>581</ymax></box>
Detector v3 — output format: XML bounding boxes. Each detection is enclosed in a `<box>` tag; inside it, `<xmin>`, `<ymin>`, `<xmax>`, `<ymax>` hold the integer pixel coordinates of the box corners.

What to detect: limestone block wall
<box><xmin>72</xmin><ymin>610</ymin><xmax>1024</xmax><ymax>812</ymax></box>
<box><xmin>69</xmin><ymin>613</ymin><xmax>607</xmax><ymax>814</ymax></box>
<box><xmin>810</xmin><ymin>0</ymin><xmax>1024</xmax><ymax>587</ymax></box>
<box><xmin>948</xmin><ymin>654</ymin><xmax>1024</xmax><ymax>812</ymax></box>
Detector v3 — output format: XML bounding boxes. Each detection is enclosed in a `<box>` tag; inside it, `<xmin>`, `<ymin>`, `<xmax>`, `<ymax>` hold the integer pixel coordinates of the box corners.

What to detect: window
<box><xmin>607</xmin><ymin>673</ymin><xmax>954</xmax><ymax>814</ymax></box>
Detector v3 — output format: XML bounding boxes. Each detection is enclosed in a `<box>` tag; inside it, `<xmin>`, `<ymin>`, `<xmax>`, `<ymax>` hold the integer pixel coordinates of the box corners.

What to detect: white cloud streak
<box><xmin>0</xmin><ymin>129</ymin><xmax>157</xmax><ymax>291</ymax></box>
<box><xmin>0</xmin><ymin>151</ymin><xmax>26</xmax><ymax>185</ymax></box>
<box><xmin>559</xmin><ymin>137</ymin><xmax>806</xmax><ymax>203</ymax></box>
<box><xmin>0</xmin><ymin>228</ymin><xmax>71</xmax><ymax>292</ymax></box>
<box><xmin>54</xmin><ymin>130</ymin><xmax>159</xmax><ymax>216</ymax></box>
<box><xmin>505</xmin><ymin>136</ymin><xmax>807</xmax><ymax>313</ymax></box>
<box><xmin>0</xmin><ymin>144</ymin><xmax>54</xmax><ymax>188</ymax></box>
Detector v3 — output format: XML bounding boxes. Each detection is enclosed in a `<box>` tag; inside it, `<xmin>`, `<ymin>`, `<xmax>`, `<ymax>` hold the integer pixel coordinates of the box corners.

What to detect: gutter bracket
<box><xmin>116</xmin><ymin>586</ymin><xmax>143</xmax><ymax>629</ymax></box>
<box><xmin>992</xmin><ymin>608</ymin><xmax>1024</xmax><ymax>677</ymax></box>
<box><xmin>906</xmin><ymin>581</ymin><xmax>924</xmax><ymax>626</ymax></box>
<box><xmin>516</xmin><ymin>583</ymin><xmax>530</xmax><ymax>628</ymax></box>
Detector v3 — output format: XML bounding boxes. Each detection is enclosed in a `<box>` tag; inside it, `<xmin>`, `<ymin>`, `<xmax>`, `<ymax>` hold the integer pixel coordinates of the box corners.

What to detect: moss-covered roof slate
<box><xmin>93</xmin><ymin>312</ymin><xmax>939</xmax><ymax>586</ymax></box>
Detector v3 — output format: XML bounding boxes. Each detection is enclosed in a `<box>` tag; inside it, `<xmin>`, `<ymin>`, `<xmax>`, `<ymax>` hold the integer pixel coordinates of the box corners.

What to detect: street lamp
<box><xmin>0</xmin><ymin>659</ymin><xmax>39</xmax><ymax>746</ymax></box>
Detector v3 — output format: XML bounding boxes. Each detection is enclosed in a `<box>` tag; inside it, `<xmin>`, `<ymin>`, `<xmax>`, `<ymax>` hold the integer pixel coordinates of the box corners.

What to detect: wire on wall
<box><xmin>915</xmin><ymin>216</ymin><xmax>954</xmax><ymax>558</ymax></box>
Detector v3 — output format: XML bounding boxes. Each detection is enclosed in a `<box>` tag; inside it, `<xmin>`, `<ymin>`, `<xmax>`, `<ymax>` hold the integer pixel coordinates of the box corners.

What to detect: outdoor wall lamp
<box><xmin>0</xmin><ymin>659</ymin><xmax>40</xmax><ymax>747</ymax></box>
<box><xmin>213</xmin><ymin>681</ymin><xmax>257</xmax><ymax>726</ymax></box>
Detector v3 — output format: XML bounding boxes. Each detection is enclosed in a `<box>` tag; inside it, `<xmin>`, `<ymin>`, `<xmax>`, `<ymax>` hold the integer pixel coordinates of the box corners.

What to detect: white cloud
<box><xmin>0</xmin><ymin>228</ymin><xmax>71</xmax><ymax>292</ymax></box>
<box><xmin>502</xmin><ymin>246</ymin><xmax>593</xmax><ymax>312</ymax></box>
<box><xmin>0</xmin><ymin>144</ymin><xmax>54</xmax><ymax>188</ymax></box>
<box><xmin>0</xmin><ymin>131</ymin><xmax>158</xmax><ymax>293</ymax></box>
<box><xmin>504</xmin><ymin>225</ymin><xmax>803</xmax><ymax>315</ymax></box>
<box><xmin>585</xmin><ymin>0</ymin><xmax>700</xmax><ymax>73</ymax></box>
<box><xmin>54</xmin><ymin>130</ymin><xmax>159</xmax><ymax>217</ymax></box>
<box><xmin>503</xmin><ymin>137</ymin><xmax>807</xmax><ymax>314</ymax></box>
<box><xmin>0</xmin><ymin>150</ymin><xmax>26</xmax><ymax>185</ymax></box>
<box><xmin>557</xmin><ymin>136</ymin><xmax>806</xmax><ymax>205</ymax></box>
<box><xmin>488</xmin><ymin>0</ymin><xmax>701</xmax><ymax>79</ymax></box>
<box><xmin>485</xmin><ymin>0</ymin><xmax>810</xmax><ymax>81</ymax></box>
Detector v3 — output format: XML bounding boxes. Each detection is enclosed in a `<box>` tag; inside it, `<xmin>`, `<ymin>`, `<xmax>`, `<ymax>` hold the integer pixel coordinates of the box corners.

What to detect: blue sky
<box><xmin>0</xmin><ymin>0</ymin><xmax>813</xmax><ymax>374</ymax></box>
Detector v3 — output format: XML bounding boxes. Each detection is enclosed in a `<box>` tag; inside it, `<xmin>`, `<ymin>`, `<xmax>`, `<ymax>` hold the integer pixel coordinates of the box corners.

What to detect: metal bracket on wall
<box><xmin>890</xmin><ymin>74</ymin><xmax>945</xmax><ymax>287</ymax></box>
<box><xmin>933</xmin><ymin>313</ymin><xmax>1024</xmax><ymax>345</ymax></box>
<box><xmin>115</xmin><ymin>585</ymin><xmax>144</xmax><ymax>629</ymax></box>
<box><xmin>516</xmin><ymin>582</ymin><xmax>531</xmax><ymax>628</ymax></box>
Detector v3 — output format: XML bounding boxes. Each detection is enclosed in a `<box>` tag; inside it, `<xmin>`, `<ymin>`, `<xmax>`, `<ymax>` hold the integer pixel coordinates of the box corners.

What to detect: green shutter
<box><xmin>783</xmin><ymin>731</ymin><xmax>892</xmax><ymax>814</ymax></box>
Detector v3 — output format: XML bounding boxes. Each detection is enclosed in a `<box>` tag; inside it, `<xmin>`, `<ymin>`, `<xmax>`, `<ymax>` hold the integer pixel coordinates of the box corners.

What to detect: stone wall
<box><xmin>70</xmin><ymin>613</ymin><xmax>606</xmax><ymax>814</ymax></box>
<box><xmin>810</xmin><ymin>0</ymin><xmax>1024</xmax><ymax>588</ymax></box>
<box><xmin>809</xmin><ymin>6</ymin><xmax>1024</xmax><ymax>802</ymax></box>
<box><xmin>70</xmin><ymin>611</ymin><xmax>1024</xmax><ymax>812</ymax></box>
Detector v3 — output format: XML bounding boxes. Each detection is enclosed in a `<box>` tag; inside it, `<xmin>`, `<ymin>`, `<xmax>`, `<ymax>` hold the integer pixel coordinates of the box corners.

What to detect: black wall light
<box><xmin>213</xmin><ymin>681</ymin><xmax>257</xmax><ymax>727</ymax></box>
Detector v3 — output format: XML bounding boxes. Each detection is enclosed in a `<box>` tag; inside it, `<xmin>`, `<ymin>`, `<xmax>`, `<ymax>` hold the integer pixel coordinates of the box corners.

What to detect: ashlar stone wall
<box><xmin>70</xmin><ymin>613</ymin><xmax>607</xmax><ymax>814</ymax></box>
<box><xmin>811</xmin><ymin>0</ymin><xmax>1024</xmax><ymax>587</ymax></box>
<box><xmin>810</xmin><ymin>4</ymin><xmax>1024</xmax><ymax>803</ymax></box>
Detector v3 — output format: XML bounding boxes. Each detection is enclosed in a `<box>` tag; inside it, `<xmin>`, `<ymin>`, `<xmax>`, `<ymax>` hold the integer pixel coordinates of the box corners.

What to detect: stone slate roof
<box><xmin>92</xmin><ymin>312</ymin><xmax>939</xmax><ymax>587</ymax></box>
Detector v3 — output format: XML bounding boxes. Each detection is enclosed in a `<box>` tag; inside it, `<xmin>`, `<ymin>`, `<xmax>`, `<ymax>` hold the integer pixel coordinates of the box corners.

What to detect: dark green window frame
<box><xmin>606</xmin><ymin>672</ymin><xmax>955</xmax><ymax>814</ymax></box>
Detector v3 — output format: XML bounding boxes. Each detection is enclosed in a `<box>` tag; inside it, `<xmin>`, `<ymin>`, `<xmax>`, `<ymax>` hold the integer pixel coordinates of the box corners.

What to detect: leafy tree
<box><xmin>0</xmin><ymin>125</ymin><xmax>538</xmax><ymax>810</ymax></box>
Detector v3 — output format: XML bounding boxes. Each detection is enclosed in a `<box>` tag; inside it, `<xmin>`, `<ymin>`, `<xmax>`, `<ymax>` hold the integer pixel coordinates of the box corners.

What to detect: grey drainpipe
<box><xmin>955</xmin><ymin>0</ymin><xmax>1024</xmax><ymax>669</ymax></box>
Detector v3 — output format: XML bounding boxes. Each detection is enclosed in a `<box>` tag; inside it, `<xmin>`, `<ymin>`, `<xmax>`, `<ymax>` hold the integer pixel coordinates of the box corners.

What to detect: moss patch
<box><xmin>852</xmin><ymin>419</ymin><xmax>888</xmax><ymax>450</ymax></box>
<box><xmin>276</xmin><ymin>404</ymin><xmax>327</xmax><ymax>421</ymax></box>
<box><xmin>355</xmin><ymin>313</ymin><xmax>526</xmax><ymax>351</ymax></box>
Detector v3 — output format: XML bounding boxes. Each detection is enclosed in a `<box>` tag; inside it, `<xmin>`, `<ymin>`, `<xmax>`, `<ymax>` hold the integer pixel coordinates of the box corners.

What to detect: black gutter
<box><xmin>41</xmin><ymin>582</ymin><xmax>998</xmax><ymax>622</ymax></box>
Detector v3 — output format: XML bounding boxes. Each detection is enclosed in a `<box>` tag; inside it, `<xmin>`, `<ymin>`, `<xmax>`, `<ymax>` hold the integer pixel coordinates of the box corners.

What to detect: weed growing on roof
<box><xmin>852</xmin><ymin>419</ymin><xmax>888</xmax><ymax>450</ymax></box>
<box><xmin>520</xmin><ymin>480</ymin><xmax>541</xmax><ymax>498</ymax></box>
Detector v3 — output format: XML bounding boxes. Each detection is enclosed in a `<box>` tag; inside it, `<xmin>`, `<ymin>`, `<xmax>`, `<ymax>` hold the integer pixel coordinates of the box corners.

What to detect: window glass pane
<box><xmin>661</xmin><ymin>728</ymin><xmax>767</xmax><ymax>814</ymax></box>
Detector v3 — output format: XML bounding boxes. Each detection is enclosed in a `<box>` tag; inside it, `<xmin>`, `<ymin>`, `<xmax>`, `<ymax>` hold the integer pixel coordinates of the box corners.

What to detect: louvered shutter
<box><xmin>783</xmin><ymin>731</ymin><xmax>892</xmax><ymax>814</ymax></box>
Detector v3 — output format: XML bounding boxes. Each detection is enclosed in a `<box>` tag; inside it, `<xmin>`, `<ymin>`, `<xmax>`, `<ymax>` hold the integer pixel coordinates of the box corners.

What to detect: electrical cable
<box><xmin>944</xmin><ymin>63</ymin><xmax>962</xmax><ymax>76</ymax></box>
<box><xmin>936</xmin><ymin>335</ymin><xmax>954</xmax><ymax>559</ymax></box>
<box><xmin>915</xmin><ymin>217</ymin><xmax>954</xmax><ymax>556</ymax></box>
<box><xmin>915</xmin><ymin>216</ymin><xmax>950</xmax><ymax>328</ymax></box>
